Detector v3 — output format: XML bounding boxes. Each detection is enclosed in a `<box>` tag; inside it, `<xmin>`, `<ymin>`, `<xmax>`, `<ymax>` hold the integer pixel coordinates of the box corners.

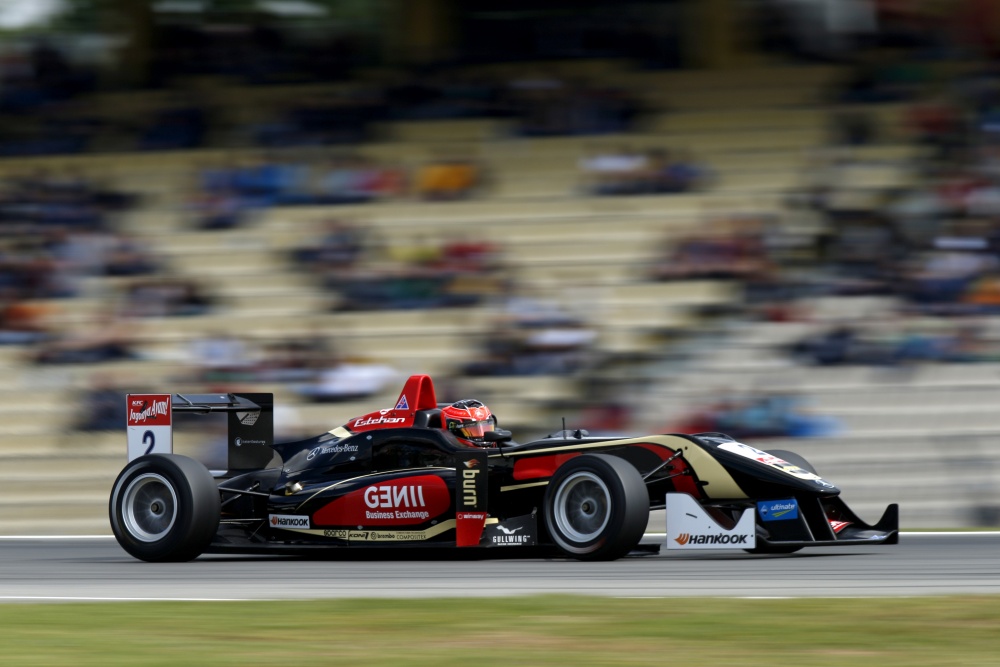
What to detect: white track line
<box><xmin>0</xmin><ymin>535</ymin><xmax>114</xmax><ymax>540</ymax></box>
<box><xmin>0</xmin><ymin>531</ymin><xmax>998</xmax><ymax>541</ymax></box>
<box><xmin>0</xmin><ymin>596</ymin><xmax>245</xmax><ymax>602</ymax></box>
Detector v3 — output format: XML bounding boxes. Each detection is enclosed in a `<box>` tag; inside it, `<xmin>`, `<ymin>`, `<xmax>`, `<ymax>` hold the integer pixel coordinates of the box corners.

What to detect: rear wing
<box><xmin>126</xmin><ymin>392</ymin><xmax>275</xmax><ymax>475</ymax></box>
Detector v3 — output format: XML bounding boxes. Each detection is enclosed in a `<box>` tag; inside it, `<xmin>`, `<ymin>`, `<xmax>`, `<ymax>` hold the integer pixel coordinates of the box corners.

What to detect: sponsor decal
<box><xmin>456</xmin><ymin>451</ymin><xmax>489</xmax><ymax>546</ymax></box>
<box><xmin>269</xmin><ymin>514</ymin><xmax>310</xmax><ymax>529</ymax></box>
<box><xmin>395</xmin><ymin>395</ymin><xmax>409</xmax><ymax>410</ymax></box>
<box><xmin>312</xmin><ymin>475</ymin><xmax>450</xmax><ymax>526</ymax></box>
<box><xmin>321</xmin><ymin>521</ymin><xmax>457</xmax><ymax>542</ymax></box>
<box><xmin>483</xmin><ymin>515</ymin><xmax>537</xmax><ymax>547</ymax></box>
<box><xmin>127</xmin><ymin>394</ymin><xmax>173</xmax><ymax>461</ymax></box>
<box><xmin>758</xmin><ymin>499</ymin><xmax>799</xmax><ymax>522</ymax></box>
<box><xmin>306</xmin><ymin>443</ymin><xmax>360</xmax><ymax>460</ymax></box>
<box><xmin>718</xmin><ymin>442</ymin><xmax>823</xmax><ymax>482</ymax></box>
<box><xmin>363</xmin><ymin>484</ymin><xmax>430</xmax><ymax>520</ymax></box>
<box><xmin>665</xmin><ymin>493</ymin><xmax>756</xmax><ymax>550</ymax></box>
<box><xmin>830</xmin><ymin>520</ymin><xmax>851</xmax><ymax>534</ymax></box>
<box><xmin>462</xmin><ymin>468</ymin><xmax>481</xmax><ymax>507</ymax></box>
<box><xmin>127</xmin><ymin>395</ymin><xmax>171</xmax><ymax>427</ymax></box>
<box><xmin>353</xmin><ymin>411</ymin><xmax>406</xmax><ymax>428</ymax></box>
<box><xmin>674</xmin><ymin>533</ymin><xmax>749</xmax><ymax>546</ymax></box>
<box><xmin>458</xmin><ymin>451</ymin><xmax>488</xmax><ymax>510</ymax></box>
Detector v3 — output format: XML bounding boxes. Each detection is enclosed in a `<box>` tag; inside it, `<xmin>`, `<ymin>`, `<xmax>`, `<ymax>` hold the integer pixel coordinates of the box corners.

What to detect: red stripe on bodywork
<box><xmin>630</xmin><ymin>442</ymin><xmax>700</xmax><ymax>498</ymax></box>
<box><xmin>830</xmin><ymin>520</ymin><xmax>851</xmax><ymax>534</ymax></box>
<box><xmin>632</xmin><ymin>442</ymin><xmax>673</xmax><ymax>461</ymax></box>
<box><xmin>313</xmin><ymin>475</ymin><xmax>450</xmax><ymax>527</ymax></box>
<box><xmin>513</xmin><ymin>453</ymin><xmax>579</xmax><ymax>481</ymax></box>
<box><xmin>456</xmin><ymin>512</ymin><xmax>487</xmax><ymax>547</ymax></box>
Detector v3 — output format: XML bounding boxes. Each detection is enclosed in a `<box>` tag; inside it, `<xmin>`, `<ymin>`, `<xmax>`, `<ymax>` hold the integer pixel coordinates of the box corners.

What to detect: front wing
<box><xmin>665</xmin><ymin>493</ymin><xmax>899</xmax><ymax>551</ymax></box>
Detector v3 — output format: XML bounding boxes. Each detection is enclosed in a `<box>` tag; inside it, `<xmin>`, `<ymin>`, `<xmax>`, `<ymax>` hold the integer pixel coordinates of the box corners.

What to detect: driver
<box><xmin>441</xmin><ymin>399</ymin><xmax>499</xmax><ymax>446</ymax></box>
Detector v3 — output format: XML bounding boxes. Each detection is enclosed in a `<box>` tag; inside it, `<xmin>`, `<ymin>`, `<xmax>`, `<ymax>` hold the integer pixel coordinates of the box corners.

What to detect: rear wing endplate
<box><xmin>126</xmin><ymin>392</ymin><xmax>274</xmax><ymax>475</ymax></box>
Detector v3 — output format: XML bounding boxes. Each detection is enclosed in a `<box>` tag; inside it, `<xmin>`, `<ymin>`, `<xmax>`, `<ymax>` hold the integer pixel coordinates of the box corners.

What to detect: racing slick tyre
<box><xmin>543</xmin><ymin>454</ymin><xmax>649</xmax><ymax>561</ymax></box>
<box><xmin>767</xmin><ymin>449</ymin><xmax>818</xmax><ymax>475</ymax></box>
<box><xmin>109</xmin><ymin>454</ymin><xmax>221</xmax><ymax>562</ymax></box>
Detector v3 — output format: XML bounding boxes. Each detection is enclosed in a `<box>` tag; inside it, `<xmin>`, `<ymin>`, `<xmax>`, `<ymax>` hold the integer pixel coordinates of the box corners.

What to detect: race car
<box><xmin>110</xmin><ymin>374</ymin><xmax>898</xmax><ymax>562</ymax></box>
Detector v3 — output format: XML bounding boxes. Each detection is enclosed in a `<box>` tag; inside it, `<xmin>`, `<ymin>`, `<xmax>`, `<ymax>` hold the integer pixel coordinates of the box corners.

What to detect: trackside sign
<box><xmin>665</xmin><ymin>493</ymin><xmax>756</xmax><ymax>550</ymax></box>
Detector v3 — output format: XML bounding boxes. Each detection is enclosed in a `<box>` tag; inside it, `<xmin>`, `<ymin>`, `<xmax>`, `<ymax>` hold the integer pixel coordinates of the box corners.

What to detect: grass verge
<box><xmin>3</xmin><ymin>595</ymin><xmax>999</xmax><ymax>666</ymax></box>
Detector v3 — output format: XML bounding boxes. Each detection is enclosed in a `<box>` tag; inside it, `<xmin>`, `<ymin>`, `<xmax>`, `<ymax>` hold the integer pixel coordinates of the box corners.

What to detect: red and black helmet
<box><xmin>442</xmin><ymin>399</ymin><xmax>495</xmax><ymax>446</ymax></box>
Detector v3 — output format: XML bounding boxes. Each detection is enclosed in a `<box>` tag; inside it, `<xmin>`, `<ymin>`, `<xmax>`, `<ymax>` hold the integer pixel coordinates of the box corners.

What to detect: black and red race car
<box><xmin>110</xmin><ymin>375</ymin><xmax>898</xmax><ymax>562</ymax></box>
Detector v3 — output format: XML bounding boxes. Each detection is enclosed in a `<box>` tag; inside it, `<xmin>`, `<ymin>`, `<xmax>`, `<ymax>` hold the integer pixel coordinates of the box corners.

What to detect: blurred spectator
<box><xmin>786</xmin><ymin>311</ymin><xmax>1000</xmax><ymax>367</ymax></box>
<box><xmin>0</xmin><ymin>298</ymin><xmax>50</xmax><ymax>345</ymax></box>
<box><xmin>75</xmin><ymin>374</ymin><xmax>127</xmax><ymax>431</ymax></box>
<box><xmin>651</xmin><ymin>216</ymin><xmax>770</xmax><ymax>282</ymax></box>
<box><xmin>295</xmin><ymin>359</ymin><xmax>398</xmax><ymax>403</ymax></box>
<box><xmin>463</xmin><ymin>295</ymin><xmax>597</xmax><ymax>376</ymax></box>
<box><xmin>384</xmin><ymin>70</ymin><xmax>505</xmax><ymax>121</ymax></box>
<box><xmin>103</xmin><ymin>234</ymin><xmax>161</xmax><ymax>277</ymax></box>
<box><xmin>0</xmin><ymin>40</ymin><xmax>95</xmax><ymax>115</ymax></box>
<box><xmin>509</xmin><ymin>74</ymin><xmax>639</xmax><ymax>136</ymax></box>
<box><xmin>120</xmin><ymin>278</ymin><xmax>214</xmax><ymax>318</ymax></box>
<box><xmin>415</xmin><ymin>157</ymin><xmax>482</xmax><ymax>201</ymax></box>
<box><xmin>322</xmin><ymin>234</ymin><xmax>505</xmax><ymax>312</ymax></box>
<box><xmin>138</xmin><ymin>103</ymin><xmax>208</xmax><ymax>151</ymax></box>
<box><xmin>292</xmin><ymin>218</ymin><xmax>367</xmax><ymax>271</ymax></box>
<box><xmin>579</xmin><ymin>147</ymin><xmax>710</xmax><ymax>196</ymax></box>
<box><xmin>332</xmin><ymin>269</ymin><xmax>487</xmax><ymax>312</ymax></box>
<box><xmin>189</xmin><ymin>331</ymin><xmax>256</xmax><ymax>385</ymax></box>
<box><xmin>253</xmin><ymin>92</ymin><xmax>380</xmax><ymax>147</ymax></box>
<box><xmin>0</xmin><ymin>170</ymin><xmax>134</xmax><ymax>233</ymax></box>
<box><xmin>34</xmin><ymin>311</ymin><xmax>136</xmax><ymax>364</ymax></box>
<box><xmin>578</xmin><ymin>146</ymin><xmax>648</xmax><ymax>195</ymax></box>
<box><xmin>189</xmin><ymin>152</ymin><xmax>405</xmax><ymax>229</ymax></box>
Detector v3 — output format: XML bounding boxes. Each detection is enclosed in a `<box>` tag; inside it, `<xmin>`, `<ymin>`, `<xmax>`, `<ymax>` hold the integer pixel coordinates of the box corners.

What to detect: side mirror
<box><xmin>484</xmin><ymin>428</ymin><xmax>513</xmax><ymax>444</ymax></box>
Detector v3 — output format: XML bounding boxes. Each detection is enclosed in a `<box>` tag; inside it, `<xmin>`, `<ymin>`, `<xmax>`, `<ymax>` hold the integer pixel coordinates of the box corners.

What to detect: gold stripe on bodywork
<box><xmin>283</xmin><ymin>517</ymin><xmax>498</xmax><ymax>542</ymax></box>
<box><xmin>500</xmin><ymin>481</ymin><xmax>549</xmax><ymax>492</ymax></box>
<box><xmin>675</xmin><ymin>440</ymin><xmax>747</xmax><ymax>499</ymax></box>
<box><xmin>494</xmin><ymin>434</ymin><xmax>691</xmax><ymax>457</ymax></box>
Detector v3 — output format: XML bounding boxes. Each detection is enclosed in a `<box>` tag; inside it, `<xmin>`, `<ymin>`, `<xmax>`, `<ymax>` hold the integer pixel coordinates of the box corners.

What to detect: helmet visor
<box><xmin>455</xmin><ymin>418</ymin><xmax>495</xmax><ymax>441</ymax></box>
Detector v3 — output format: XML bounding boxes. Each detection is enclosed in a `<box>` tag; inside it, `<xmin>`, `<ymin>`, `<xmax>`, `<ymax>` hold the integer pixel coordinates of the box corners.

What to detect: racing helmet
<box><xmin>442</xmin><ymin>399</ymin><xmax>495</xmax><ymax>446</ymax></box>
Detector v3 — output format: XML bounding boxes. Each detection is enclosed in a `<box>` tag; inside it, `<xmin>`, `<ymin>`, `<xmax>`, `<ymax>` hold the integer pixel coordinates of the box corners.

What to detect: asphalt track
<box><xmin>0</xmin><ymin>533</ymin><xmax>997</xmax><ymax>602</ymax></box>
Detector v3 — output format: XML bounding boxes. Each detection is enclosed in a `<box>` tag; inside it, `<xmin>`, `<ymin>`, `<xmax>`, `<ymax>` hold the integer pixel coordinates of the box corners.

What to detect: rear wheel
<box><xmin>543</xmin><ymin>454</ymin><xmax>649</xmax><ymax>561</ymax></box>
<box><xmin>109</xmin><ymin>454</ymin><xmax>220</xmax><ymax>562</ymax></box>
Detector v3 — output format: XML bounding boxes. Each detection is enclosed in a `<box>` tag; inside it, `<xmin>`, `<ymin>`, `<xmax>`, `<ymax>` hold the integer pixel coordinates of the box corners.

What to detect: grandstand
<box><xmin>0</xmin><ymin>58</ymin><xmax>994</xmax><ymax>537</ymax></box>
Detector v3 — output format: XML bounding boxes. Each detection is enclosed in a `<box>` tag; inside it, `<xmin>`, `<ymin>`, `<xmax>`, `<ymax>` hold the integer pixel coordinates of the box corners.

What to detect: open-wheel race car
<box><xmin>111</xmin><ymin>375</ymin><xmax>898</xmax><ymax>562</ymax></box>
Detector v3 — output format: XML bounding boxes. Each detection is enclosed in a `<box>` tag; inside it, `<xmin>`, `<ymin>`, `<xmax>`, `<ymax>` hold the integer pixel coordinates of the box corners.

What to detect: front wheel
<box><xmin>543</xmin><ymin>454</ymin><xmax>649</xmax><ymax>561</ymax></box>
<box><xmin>109</xmin><ymin>454</ymin><xmax>221</xmax><ymax>562</ymax></box>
